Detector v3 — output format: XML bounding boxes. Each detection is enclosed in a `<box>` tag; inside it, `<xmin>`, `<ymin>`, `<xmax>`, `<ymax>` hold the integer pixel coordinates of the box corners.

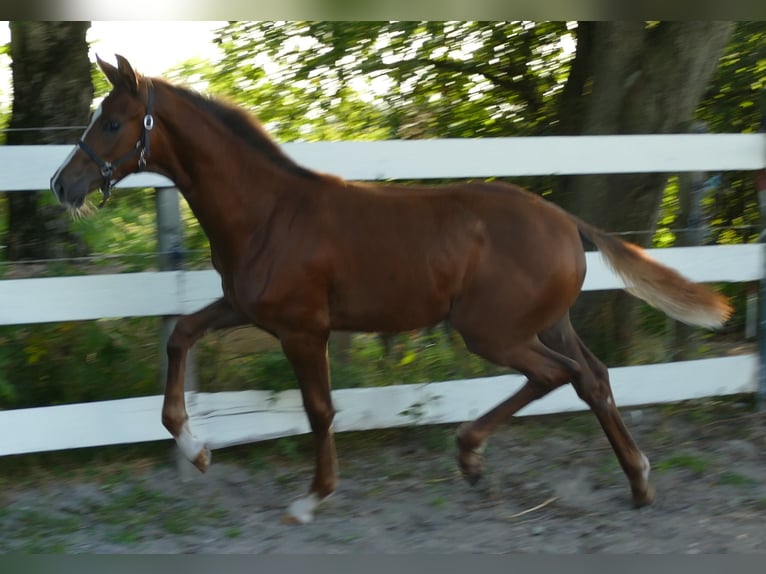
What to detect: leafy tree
<box><xmin>554</xmin><ymin>22</ymin><xmax>734</xmax><ymax>361</ymax></box>
<box><xmin>0</xmin><ymin>40</ymin><xmax>9</xmax><ymax>141</ymax></box>
<box><xmin>3</xmin><ymin>21</ymin><xmax>93</xmax><ymax>261</ymax></box>
<box><xmin>695</xmin><ymin>21</ymin><xmax>766</xmax><ymax>247</ymax></box>
<box><xmin>204</xmin><ymin>21</ymin><xmax>572</xmax><ymax>142</ymax></box>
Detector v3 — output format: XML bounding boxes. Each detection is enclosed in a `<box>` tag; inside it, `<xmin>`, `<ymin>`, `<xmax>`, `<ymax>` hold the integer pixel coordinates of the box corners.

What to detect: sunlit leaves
<box><xmin>698</xmin><ymin>21</ymin><xmax>766</xmax><ymax>134</ymax></box>
<box><xmin>694</xmin><ymin>21</ymin><xmax>766</xmax><ymax>244</ymax></box>
<box><xmin>195</xmin><ymin>21</ymin><xmax>575</xmax><ymax>141</ymax></box>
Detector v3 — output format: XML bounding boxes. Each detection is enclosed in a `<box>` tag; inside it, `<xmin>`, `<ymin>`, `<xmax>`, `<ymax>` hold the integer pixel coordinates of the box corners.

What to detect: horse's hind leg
<box><xmin>279</xmin><ymin>330</ymin><xmax>337</xmax><ymax>525</ymax></box>
<box><xmin>162</xmin><ymin>297</ymin><xmax>248</xmax><ymax>472</ymax></box>
<box><xmin>552</xmin><ymin>325</ymin><xmax>655</xmax><ymax>507</ymax></box>
<box><xmin>455</xmin><ymin>334</ymin><xmax>581</xmax><ymax>484</ymax></box>
<box><xmin>456</xmin><ymin>314</ymin><xmax>653</xmax><ymax>507</ymax></box>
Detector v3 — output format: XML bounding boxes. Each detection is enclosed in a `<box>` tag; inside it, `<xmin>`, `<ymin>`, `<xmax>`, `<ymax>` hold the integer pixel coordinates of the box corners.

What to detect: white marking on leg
<box><xmin>640</xmin><ymin>453</ymin><xmax>651</xmax><ymax>483</ymax></box>
<box><xmin>286</xmin><ymin>493</ymin><xmax>329</xmax><ymax>524</ymax></box>
<box><xmin>176</xmin><ymin>421</ymin><xmax>205</xmax><ymax>463</ymax></box>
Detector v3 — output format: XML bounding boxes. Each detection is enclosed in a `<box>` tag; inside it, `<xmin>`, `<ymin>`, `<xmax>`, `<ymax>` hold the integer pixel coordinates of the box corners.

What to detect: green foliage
<box><xmin>0</xmin><ymin>318</ymin><xmax>160</xmax><ymax>409</ymax></box>
<box><xmin>195</xmin><ymin>326</ymin><xmax>505</xmax><ymax>396</ymax></box>
<box><xmin>698</xmin><ymin>21</ymin><xmax>766</xmax><ymax>135</ymax></box>
<box><xmin>91</xmin><ymin>60</ymin><xmax>112</xmax><ymax>100</ymax></box>
<box><xmin>61</xmin><ymin>188</ymin><xmax>210</xmax><ymax>271</ymax></box>
<box><xmin>173</xmin><ymin>21</ymin><xmax>574</xmax><ymax>143</ymax></box>
<box><xmin>655</xmin><ymin>453</ymin><xmax>711</xmax><ymax>474</ymax></box>
<box><xmin>717</xmin><ymin>471</ymin><xmax>758</xmax><ymax>487</ymax></box>
<box><xmin>653</xmin><ymin>176</ymin><xmax>681</xmax><ymax>248</ymax></box>
<box><xmin>694</xmin><ymin>21</ymin><xmax>766</xmax><ymax>247</ymax></box>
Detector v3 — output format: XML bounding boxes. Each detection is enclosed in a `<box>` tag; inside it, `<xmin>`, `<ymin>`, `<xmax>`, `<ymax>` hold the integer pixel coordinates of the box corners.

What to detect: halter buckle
<box><xmin>100</xmin><ymin>162</ymin><xmax>114</xmax><ymax>179</ymax></box>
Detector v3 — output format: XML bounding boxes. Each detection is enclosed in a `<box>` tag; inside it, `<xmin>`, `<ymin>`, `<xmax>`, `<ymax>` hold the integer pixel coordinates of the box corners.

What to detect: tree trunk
<box><xmin>5</xmin><ymin>21</ymin><xmax>93</xmax><ymax>261</ymax></box>
<box><xmin>555</xmin><ymin>21</ymin><xmax>734</xmax><ymax>364</ymax></box>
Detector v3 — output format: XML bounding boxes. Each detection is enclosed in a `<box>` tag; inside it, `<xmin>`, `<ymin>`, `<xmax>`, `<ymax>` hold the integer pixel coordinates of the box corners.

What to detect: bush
<box><xmin>0</xmin><ymin>318</ymin><xmax>161</xmax><ymax>409</ymax></box>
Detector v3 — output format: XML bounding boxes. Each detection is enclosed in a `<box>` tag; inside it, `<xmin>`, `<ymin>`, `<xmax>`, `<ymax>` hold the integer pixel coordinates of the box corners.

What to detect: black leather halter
<box><xmin>78</xmin><ymin>80</ymin><xmax>155</xmax><ymax>206</ymax></box>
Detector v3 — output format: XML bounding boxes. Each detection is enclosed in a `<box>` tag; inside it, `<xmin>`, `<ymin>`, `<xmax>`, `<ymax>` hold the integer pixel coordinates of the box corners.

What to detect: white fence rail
<box><xmin>0</xmin><ymin>134</ymin><xmax>763</xmax><ymax>457</ymax></box>
<box><xmin>1</xmin><ymin>244</ymin><xmax>760</xmax><ymax>327</ymax></box>
<box><xmin>3</xmin><ymin>134</ymin><xmax>766</xmax><ymax>190</ymax></box>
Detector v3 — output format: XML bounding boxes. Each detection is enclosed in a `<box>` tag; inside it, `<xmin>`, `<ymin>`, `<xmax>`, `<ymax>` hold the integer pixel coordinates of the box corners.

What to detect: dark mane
<box><xmin>163</xmin><ymin>80</ymin><xmax>320</xmax><ymax>180</ymax></box>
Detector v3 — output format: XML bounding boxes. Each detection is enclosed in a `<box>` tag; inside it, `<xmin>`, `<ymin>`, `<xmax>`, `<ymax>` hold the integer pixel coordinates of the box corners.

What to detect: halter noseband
<box><xmin>78</xmin><ymin>80</ymin><xmax>155</xmax><ymax>206</ymax></box>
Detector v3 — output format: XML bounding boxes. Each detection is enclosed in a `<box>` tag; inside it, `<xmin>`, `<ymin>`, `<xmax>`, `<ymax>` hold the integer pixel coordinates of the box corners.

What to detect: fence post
<box><xmin>156</xmin><ymin>186</ymin><xmax>198</xmax><ymax>477</ymax></box>
<box><xmin>757</xmin><ymin>169</ymin><xmax>766</xmax><ymax>412</ymax></box>
<box><xmin>757</xmin><ymin>95</ymin><xmax>766</xmax><ymax>411</ymax></box>
<box><xmin>672</xmin><ymin>121</ymin><xmax>711</xmax><ymax>360</ymax></box>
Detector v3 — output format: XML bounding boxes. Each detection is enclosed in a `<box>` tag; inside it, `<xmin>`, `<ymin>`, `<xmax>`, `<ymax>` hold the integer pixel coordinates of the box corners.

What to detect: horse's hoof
<box><xmin>463</xmin><ymin>470</ymin><xmax>482</xmax><ymax>487</ymax></box>
<box><xmin>457</xmin><ymin>454</ymin><xmax>484</xmax><ymax>486</ymax></box>
<box><xmin>632</xmin><ymin>484</ymin><xmax>656</xmax><ymax>508</ymax></box>
<box><xmin>456</xmin><ymin>426</ymin><xmax>485</xmax><ymax>486</ymax></box>
<box><xmin>284</xmin><ymin>493</ymin><xmax>321</xmax><ymax>525</ymax></box>
<box><xmin>281</xmin><ymin>514</ymin><xmax>305</xmax><ymax>526</ymax></box>
<box><xmin>192</xmin><ymin>446</ymin><xmax>211</xmax><ymax>473</ymax></box>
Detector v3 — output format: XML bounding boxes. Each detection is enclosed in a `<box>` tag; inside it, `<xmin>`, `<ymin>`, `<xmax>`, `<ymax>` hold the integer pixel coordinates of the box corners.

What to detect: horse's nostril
<box><xmin>50</xmin><ymin>175</ymin><xmax>67</xmax><ymax>201</ymax></box>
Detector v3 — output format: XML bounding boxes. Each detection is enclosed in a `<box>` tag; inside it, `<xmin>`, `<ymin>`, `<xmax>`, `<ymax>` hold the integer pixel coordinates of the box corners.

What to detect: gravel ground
<box><xmin>1</xmin><ymin>396</ymin><xmax>765</xmax><ymax>553</ymax></box>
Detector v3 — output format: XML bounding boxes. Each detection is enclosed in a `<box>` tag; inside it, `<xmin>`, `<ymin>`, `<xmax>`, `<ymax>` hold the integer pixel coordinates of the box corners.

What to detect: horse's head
<box><xmin>51</xmin><ymin>54</ymin><xmax>155</xmax><ymax>208</ymax></box>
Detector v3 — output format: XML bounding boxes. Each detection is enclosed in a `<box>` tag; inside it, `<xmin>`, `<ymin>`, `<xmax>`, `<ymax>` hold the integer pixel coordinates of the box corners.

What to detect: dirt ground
<box><xmin>1</xmin><ymin>395</ymin><xmax>765</xmax><ymax>554</ymax></box>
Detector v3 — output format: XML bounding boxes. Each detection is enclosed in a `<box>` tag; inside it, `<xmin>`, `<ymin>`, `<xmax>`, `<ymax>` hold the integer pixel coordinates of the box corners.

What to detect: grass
<box><xmin>717</xmin><ymin>472</ymin><xmax>759</xmax><ymax>488</ymax></box>
<box><xmin>92</xmin><ymin>482</ymin><xmax>183</xmax><ymax>543</ymax></box>
<box><xmin>1</xmin><ymin>478</ymin><xmax>235</xmax><ymax>549</ymax></box>
<box><xmin>90</xmin><ymin>481</ymin><xmax>233</xmax><ymax>544</ymax></box>
<box><xmin>590</xmin><ymin>459</ymin><xmax>623</xmax><ymax>491</ymax></box>
<box><xmin>0</xmin><ymin>508</ymin><xmax>83</xmax><ymax>553</ymax></box>
<box><xmin>364</xmin><ymin>484</ymin><xmax>386</xmax><ymax>498</ymax></box>
<box><xmin>654</xmin><ymin>453</ymin><xmax>711</xmax><ymax>474</ymax></box>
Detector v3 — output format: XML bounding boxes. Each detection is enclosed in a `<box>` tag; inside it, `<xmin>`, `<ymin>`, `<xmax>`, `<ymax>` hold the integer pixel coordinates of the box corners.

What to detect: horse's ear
<box><xmin>97</xmin><ymin>54</ymin><xmax>139</xmax><ymax>95</ymax></box>
<box><xmin>115</xmin><ymin>54</ymin><xmax>139</xmax><ymax>94</ymax></box>
<box><xmin>96</xmin><ymin>54</ymin><xmax>120</xmax><ymax>86</ymax></box>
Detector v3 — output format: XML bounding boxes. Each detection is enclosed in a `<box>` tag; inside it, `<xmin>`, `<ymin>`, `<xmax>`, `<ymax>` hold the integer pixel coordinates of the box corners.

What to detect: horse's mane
<box><xmin>158</xmin><ymin>79</ymin><xmax>320</xmax><ymax>180</ymax></box>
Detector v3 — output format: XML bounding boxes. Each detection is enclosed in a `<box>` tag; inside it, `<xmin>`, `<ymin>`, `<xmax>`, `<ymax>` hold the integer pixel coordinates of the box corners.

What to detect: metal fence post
<box><xmin>156</xmin><ymin>186</ymin><xmax>198</xmax><ymax>477</ymax></box>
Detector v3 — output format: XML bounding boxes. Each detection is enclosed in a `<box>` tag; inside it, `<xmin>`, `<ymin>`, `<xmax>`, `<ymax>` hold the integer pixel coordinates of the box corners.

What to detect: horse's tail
<box><xmin>575</xmin><ymin>218</ymin><xmax>732</xmax><ymax>329</ymax></box>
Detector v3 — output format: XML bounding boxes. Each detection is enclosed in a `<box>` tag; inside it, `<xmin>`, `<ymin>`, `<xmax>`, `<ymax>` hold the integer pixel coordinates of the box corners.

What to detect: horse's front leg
<box><xmin>279</xmin><ymin>330</ymin><xmax>337</xmax><ymax>524</ymax></box>
<box><xmin>162</xmin><ymin>297</ymin><xmax>247</xmax><ymax>471</ymax></box>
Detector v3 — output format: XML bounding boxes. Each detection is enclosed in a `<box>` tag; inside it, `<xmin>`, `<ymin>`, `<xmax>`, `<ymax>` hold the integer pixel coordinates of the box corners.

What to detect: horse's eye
<box><xmin>104</xmin><ymin>120</ymin><xmax>121</xmax><ymax>132</ymax></box>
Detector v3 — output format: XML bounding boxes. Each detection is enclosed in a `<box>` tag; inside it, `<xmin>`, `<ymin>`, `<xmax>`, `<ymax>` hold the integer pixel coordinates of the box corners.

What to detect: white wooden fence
<box><xmin>0</xmin><ymin>134</ymin><xmax>763</xmax><ymax>457</ymax></box>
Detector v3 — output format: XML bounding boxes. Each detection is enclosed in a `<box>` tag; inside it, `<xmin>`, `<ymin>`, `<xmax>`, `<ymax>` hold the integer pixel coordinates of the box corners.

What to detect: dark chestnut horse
<box><xmin>51</xmin><ymin>55</ymin><xmax>731</xmax><ymax>524</ymax></box>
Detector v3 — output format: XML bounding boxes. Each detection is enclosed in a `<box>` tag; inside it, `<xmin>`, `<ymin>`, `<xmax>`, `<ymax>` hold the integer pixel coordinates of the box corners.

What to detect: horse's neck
<box><xmin>164</xmin><ymin>146</ymin><xmax>277</xmax><ymax>263</ymax></box>
<box><xmin>153</xmin><ymin>88</ymin><xmax>313</xmax><ymax>270</ymax></box>
<box><xmin>159</xmin><ymin>129</ymin><xmax>284</xmax><ymax>266</ymax></box>
<box><xmin>179</xmin><ymin>161</ymin><xmax>286</xmax><ymax>268</ymax></box>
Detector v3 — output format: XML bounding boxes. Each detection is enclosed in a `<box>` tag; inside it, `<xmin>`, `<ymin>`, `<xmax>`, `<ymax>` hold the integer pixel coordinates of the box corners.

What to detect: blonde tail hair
<box><xmin>576</xmin><ymin>219</ymin><xmax>732</xmax><ymax>329</ymax></box>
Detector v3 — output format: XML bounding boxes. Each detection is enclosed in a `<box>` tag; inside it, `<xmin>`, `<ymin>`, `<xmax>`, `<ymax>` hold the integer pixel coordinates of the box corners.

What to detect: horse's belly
<box><xmin>329</xmin><ymin>279</ymin><xmax>451</xmax><ymax>333</ymax></box>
